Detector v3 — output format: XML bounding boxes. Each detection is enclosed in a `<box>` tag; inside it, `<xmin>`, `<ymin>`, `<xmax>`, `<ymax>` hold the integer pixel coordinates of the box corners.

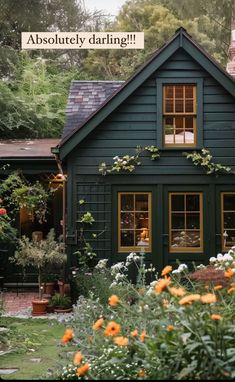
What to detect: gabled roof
<box><xmin>58</xmin><ymin>27</ymin><xmax>235</xmax><ymax>160</ymax></box>
<box><xmin>62</xmin><ymin>80</ymin><xmax>123</xmax><ymax>139</ymax></box>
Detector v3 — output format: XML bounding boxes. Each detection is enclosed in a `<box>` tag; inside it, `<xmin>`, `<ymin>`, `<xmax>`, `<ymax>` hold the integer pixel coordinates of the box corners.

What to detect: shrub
<box><xmin>53</xmin><ymin>253</ymin><xmax>235</xmax><ymax>380</ymax></box>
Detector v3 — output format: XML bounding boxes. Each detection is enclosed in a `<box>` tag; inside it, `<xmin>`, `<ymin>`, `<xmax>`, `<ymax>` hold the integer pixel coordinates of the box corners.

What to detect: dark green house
<box><xmin>55</xmin><ymin>28</ymin><xmax>235</xmax><ymax>272</ymax></box>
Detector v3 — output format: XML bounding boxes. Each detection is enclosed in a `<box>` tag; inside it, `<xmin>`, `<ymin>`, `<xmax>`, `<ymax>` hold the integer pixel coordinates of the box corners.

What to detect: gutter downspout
<box><xmin>52</xmin><ymin>151</ymin><xmax>67</xmax><ymax>246</ymax></box>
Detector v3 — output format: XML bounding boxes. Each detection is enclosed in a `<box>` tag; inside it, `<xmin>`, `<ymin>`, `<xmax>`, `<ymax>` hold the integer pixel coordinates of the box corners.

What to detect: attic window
<box><xmin>163</xmin><ymin>85</ymin><xmax>196</xmax><ymax>147</ymax></box>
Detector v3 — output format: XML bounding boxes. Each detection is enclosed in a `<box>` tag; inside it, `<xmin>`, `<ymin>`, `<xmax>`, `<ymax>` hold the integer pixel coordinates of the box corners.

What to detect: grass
<box><xmin>0</xmin><ymin>317</ymin><xmax>72</xmax><ymax>380</ymax></box>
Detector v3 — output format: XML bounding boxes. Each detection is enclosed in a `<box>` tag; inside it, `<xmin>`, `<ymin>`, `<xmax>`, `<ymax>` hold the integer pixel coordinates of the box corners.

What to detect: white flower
<box><xmin>217</xmin><ymin>253</ymin><xmax>224</xmax><ymax>261</ymax></box>
<box><xmin>109</xmin><ymin>282</ymin><xmax>117</xmax><ymax>288</ymax></box>
<box><xmin>178</xmin><ymin>264</ymin><xmax>188</xmax><ymax>272</ymax></box>
<box><xmin>172</xmin><ymin>269</ymin><xmax>180</xmax><ymax>274</ymax></box>
<box><xmin>209</xmin><ymin>257</ymin><xmax>217</xmax><ymax>263</ymax></box>
<box><xmin>95</xmin><ymin>259</ymin><xmax>108</xmax><ymax>269</ymax></box>
<box><xmin>223</xmin><ymin>254</ymin><xmax>233</xmax><ymax>262</ymax></box>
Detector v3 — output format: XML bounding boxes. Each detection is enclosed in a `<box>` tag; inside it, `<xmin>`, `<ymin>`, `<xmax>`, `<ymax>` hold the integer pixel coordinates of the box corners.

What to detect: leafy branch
<box><xmin>99</xmin><ymin>145</ymin><xmax>160</xmax><ymax>176</ymax></box>
<box><xmin>183</xmin><ymin>149</ymin><xmax>233</xmax><ymax>175</ymax></box>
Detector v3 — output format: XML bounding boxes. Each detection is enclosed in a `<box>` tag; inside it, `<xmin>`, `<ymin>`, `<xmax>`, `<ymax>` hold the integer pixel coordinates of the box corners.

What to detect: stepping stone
<box><xmin>0</xmin><ymin>369</ymin><xmax>18</xmax><ymax>375</ymax></box>
<box><xmin>30</xmin><ymin>358</ymin><xmax>42</xmax><ymax>363</ymax></box>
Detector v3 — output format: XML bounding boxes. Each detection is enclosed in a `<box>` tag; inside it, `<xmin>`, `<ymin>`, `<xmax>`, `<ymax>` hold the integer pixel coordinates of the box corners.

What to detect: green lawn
<box><xmin>0</xmin><ymin>317</ymin><xmax>71</xmax><ymax>380</ymax></box>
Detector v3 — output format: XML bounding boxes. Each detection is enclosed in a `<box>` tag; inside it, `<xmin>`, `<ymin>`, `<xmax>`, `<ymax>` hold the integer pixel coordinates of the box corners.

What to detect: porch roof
<box><xmin>0</xmin><ymin>139</ymin><xmax>60</xmax><ymax>159</ymax></box>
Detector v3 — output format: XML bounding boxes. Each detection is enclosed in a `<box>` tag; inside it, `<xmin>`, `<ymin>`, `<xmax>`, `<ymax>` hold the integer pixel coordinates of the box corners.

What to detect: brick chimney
<box><xmin>227</xmin><ymin>21</ymin><xmax>235</xmax><ymax>77</ymax></box>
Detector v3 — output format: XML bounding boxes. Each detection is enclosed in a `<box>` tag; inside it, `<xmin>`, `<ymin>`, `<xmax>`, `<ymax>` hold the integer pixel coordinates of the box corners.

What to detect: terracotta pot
<box><xmin>58</xmin><ymin>281</ymin><xmax>71</xmax><ymax>296</ymax></box>
<box><xmin>54</xmin><ymin>307</ymin><xmax>73</xmax><ymax>314</ymax></box>
<box><xmin>32</xmin><ymin>299</ymin><xmax>49</xmax><ymax>316</ymax></box>
<box><xmin>43</xmin><ymin>282</ymin><xmax>57</xmax><ymax>296</ymax></box>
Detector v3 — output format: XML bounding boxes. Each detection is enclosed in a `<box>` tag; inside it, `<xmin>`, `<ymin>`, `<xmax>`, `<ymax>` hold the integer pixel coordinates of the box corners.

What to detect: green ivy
<box><xmin>183</xmin><ymin>149</ymin><xmax>233</xmax><ymax>175</ymax></box>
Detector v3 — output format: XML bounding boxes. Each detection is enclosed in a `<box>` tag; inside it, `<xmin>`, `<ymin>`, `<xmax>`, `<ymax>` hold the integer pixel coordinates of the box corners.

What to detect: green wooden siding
<box><xmin>66</xmin><ymin>47</ymin><xmax>235</xmax><ymax>267</ymax></box>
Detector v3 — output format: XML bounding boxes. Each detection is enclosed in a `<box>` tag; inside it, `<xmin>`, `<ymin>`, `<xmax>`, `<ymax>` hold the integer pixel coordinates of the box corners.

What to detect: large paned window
<box><xmin>221</xmin><ymin>193</ymin><xmax>235</xmax><ymax>250</ymax></box>
<box><xmin>169</xmin><ymin>193</ymin><xmax>203</xmax><ymax>252</ymax></box>
<box><xmin>163</xmin><ymin>85</ymin><xmax>196</xmax><ymax>147</ymax></box>
<box><xmin>118</xmin><ymin>192</ymin><xmax>151</xmax><ymax>252</ymax></box>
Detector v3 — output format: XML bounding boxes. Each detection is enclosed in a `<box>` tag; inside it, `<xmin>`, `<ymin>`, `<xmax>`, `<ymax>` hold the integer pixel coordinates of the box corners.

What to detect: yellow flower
<box><xmin>169</xmin><ymin>287</ymin><xmax>186</xmax><ymax>297</ymax></box>
<box><xmin>92</xmin><ymin>318</ymin><xmax>104</xmax><ymax>331</ymax></box>
<box><xmin>214</xmin><ymin>285</ymin><xmax>223</xmax><ymax>290</ymax></box>
<box><xmin>108</xmin><ymin>295</ymin><xmax>120</xmax><ymax>306</ymax></box>
<box><xmin>73</xmin><ymin>351</ymin><xmax>83</xmax><ymax>365</ymax></box>
<box><xmin>224</xmin><ymin>268</ymin><xmax>234</xmax><ymax>278</ymax></box>
<box><xmin>167</xmin><ymin>325</ymin><xmax>175</xmax><ymax>331</ymax></box>
<box><xmin>140</xmin><ymin>330</ymin><xmax>147</xmax><ymax>342</ymax></box>
<box><xmin>76</xmin><ymin>363</ymin><xmax>89</xmax><ymax>376</ymax></box>
<box><xmin>113</xmin><ymin>336</ymin><xmax>129</xmax><ymax>346</ymax></box>
<box><xmin>201</xmin><ymin>293</ymin><xmax>217</xmax><ymax>304</ymax></box>
<box><xmin>211</xmin><ymin>314</ymin><xmax>222</xmax><ymax>321</ymax></box>
<box><xmin>179</xmin><ymin>294</ymin><xmax>201</xmax><ymax>305</ymax></box>
<box><xmin>104</xmin><ymin>321</ymin><xmax>121</xmax><ymax>337</ymax></box>
<box><xmin>227</xmin><ymin>287</ymin><xmax>235</xmax><ymax>294</ymax></box>
<box><xmin>161</xmin><ymin>265</ymin><xmax>172</xmax><ymax>277</ymax></box>
<box><xmin>130</xmin><ymin>329</ymin><xmax>138</xmax><ymax>337</ymax></box>
<box><xmin>154</xmin><ymin>278</ymin><xmax>171</xmax><ymax>294</ymax></box>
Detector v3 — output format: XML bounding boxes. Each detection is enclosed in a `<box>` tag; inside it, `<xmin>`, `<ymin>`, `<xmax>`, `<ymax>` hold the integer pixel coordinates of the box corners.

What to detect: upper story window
<box><xmin>163</xmin><ymin>84</ymin><xmax>196</xmax><ymax>147</ymax></box>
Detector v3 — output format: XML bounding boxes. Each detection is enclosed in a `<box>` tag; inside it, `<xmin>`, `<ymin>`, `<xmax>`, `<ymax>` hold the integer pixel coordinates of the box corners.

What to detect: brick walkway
<box><xmin>1</xmin><ymin>291</ymin><xmax>38</xmax><ymax>314</ymax></box>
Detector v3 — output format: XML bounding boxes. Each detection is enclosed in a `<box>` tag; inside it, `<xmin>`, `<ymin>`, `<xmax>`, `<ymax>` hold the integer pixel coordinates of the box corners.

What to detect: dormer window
<box><xmin>163</xmin><ymin>85</ymin><xmax>196</xmax><ymax>147</ymax></box>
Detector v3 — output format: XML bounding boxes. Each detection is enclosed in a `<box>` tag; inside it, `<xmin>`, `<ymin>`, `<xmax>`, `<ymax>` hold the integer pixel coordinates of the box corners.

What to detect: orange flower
<box><xmin>131</xmin><ymin>329</ymin><xmax>138</xmax><ymax>337</ymax></box>
<box><xmin>140</xmin><ymin>330</ymin><xmax>147</xmax><ymax>342</ymax></box>
<box><xmin>76</xmin><ymin>363</ymin><xmax>89</xmax><ymax>376</ymax></box>
<box><xmin>201</xmin><ymin>293</ymin><xmax>217</xmax><ymax>304</ymax></box>
<box><xmin>167</xmin><ymin>325</ymin><xmax>175</xmax><ymax>331</ymax></box>
<box><xmin>104</xmin><ymin>321</ymin><xmax>121</xmax><ymax>337</ymax></box>
<box><xmin>92</xmin><ymin>318</ymin><xmax>104</xmax><ymax>331</ymax></box>
<box><xmin>179</xmin><ymin>294</ymin><xmax>201</xmax><ymax>305</ymax></box>
<box><xmin>0</xmin><ymin>208</ymin><xmax>7</xmax><ymax>216</ymax></box>
<box><xmin>161</xmin><ymin>265</ymin><xmax>172</xmax><ymax>277</ymax></box>
<box><xmin>169</xmin><ymin>287</ymin><xmax>186</xmax><ymax>297</ymax></box>
<box><xmin>154</xmin><ymin>278</ymin><xmax>171</xmax><ymax>294</ymax></box>
<box><xmin>214</xmin><ymin>285</ymin><xmax>223</xmax><ymax>290</ymax></box>
<box><xmin>61</xmin><ymin>328</ymin><xmax>74</xmax><ymax>343</ymax></box>
<box><xmin>113</xmin><ymin>336</ymin><xmax>129</xmax><ymax>346</ymax></box>
<box><xmin>108</xmin><ymin>295</ymin><xmax>120</xmax><ymax>306</ymax></box>
<box><xmin>73</xmin><ymin>351</ymin><xmax>83</xmax><ymax>365</ymax></box>
<box><xmin>227</xmin><ymin>287</ymin><xmax>235</xmax><ymax>294</ymax></box>
<box><xmin>211</xmin><ymin>314</ymin><xmax>222</xmax><ymax>321</ymax></box>
<box><xmin>138</xmin><ymin>369</ymin><xmax>145</xmax><ymax>378</ymax></box>
<box><xmin>224</xmin><ymin>269</ymin><xmax>234</xmax><ymax>278</ymax></box>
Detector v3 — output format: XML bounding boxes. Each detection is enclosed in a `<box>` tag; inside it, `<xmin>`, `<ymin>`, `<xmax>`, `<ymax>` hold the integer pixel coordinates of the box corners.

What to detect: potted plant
<box><xmin>48</xmin><ymin>293</ymin><xmax>72</xmax><ymax>313</ymax></box>
<box><xmin>11</xmin><ymin>229</ymin><xmax>66</xmax><ymax>315</ymax></box>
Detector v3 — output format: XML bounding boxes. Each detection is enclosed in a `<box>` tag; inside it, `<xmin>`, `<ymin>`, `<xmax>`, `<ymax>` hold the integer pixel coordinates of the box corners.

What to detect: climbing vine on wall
<box><xmin>183</xmin><ymin>149</ymin><xmax>234</xmax><ymax>175</ymax></box>
<box><xmin>99</xmin><ymin>145</ymin><xmax>160</xmax><ymax>176</ymax></box>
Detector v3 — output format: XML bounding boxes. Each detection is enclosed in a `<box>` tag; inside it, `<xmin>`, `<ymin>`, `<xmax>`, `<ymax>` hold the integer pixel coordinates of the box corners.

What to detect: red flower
<box><xmin>0</xmin><ymin>208</ymin><xmax>7</xmax><ymax>216</ymax></box>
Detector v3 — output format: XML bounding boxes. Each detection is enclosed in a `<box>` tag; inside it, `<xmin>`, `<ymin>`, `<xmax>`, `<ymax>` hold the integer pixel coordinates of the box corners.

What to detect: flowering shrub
<box><xmin>53</xmin><ymin>252</ymin><xmax>235</xmax><ymax>380</ymax></box>
<box><xmin>0</xmin><ymin>204</ymin><xmax>17</xmax><ymax>243</ymax></box>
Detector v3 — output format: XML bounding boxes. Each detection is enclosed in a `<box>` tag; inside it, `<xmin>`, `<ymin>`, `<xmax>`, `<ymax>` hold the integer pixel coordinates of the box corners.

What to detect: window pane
<box><xmin>175</xmin><ymin>99</ymin><xmax>184</xmax><ymax>113</ymax></box>
<box><xmin>185</xmin><ymin>116</ymin><xmax>194</xmax><ymax>129</ymax></box>
<box><xmin>175</xmin><ymin>117</ymin><xmax>184</xmax><ymax>130</ymax></box>
<box><xmin>172</xmin><ymin>195</ymin><xmax>184</xmax><ymax>211</ymax></box>
<box><xmin>171</xmin><ymin>231</ymin><xmax>187</xmax><ymax>248</ymax></box>
<box><xmin>185</xmin><ymin>231</ymin><xmax>200</xmax><ymax>247</ymax></box>
<box><xmin>175</xmin><ymin>131</ymin><xmax>184</xmax><ymax>144</ymax></box>
<box><xmin>172</xmin><ymin>213</ymin><xmax>184</xmax><ymax>229</ymax></box>
<box><xmin>121</xmin><ymin>231</ymin><xmax>134</xmax><ymax>247</ymax></box>
<box><xmin>165</xmin><ymin>99</ymin><xmax>173</xmax><ymax>112</ymax></box>
<box><xmin>136</xmin><ymin>212</ymin><xmax>149</xmax><ymax>229</ymax></box>
<box><xmin>186</xmin><ymin>195</ymin><xmax>199</xmax><ymax>211</ymax></box>
<box><xmin>224</xmin><ymin>194</ymin><xmax>235</xmax><ymax>210</ymax></box>
<box><xmin>121</xmin><ymin>194</ymin><xmax>134</xmax><ymax>211</ymax></box>
<box><xmin>136</xmin><ymin>229</ymin><xmax>149</xmax><ymax>247</ymax></box>
<box><xmin>185</xmin><ymin>85</ymin><xmax>194</xmax><ymax>98</ymax></box>
<box><xmin>187</xmin><ymin>214</ymin><xmax>200</xmax><ymax>229</ymax></box>
<box><xmin>224</xmin><ymin>212</ymin><xmax>235</xmax><ymax>229</ymax></box>
<box><xmin>121</xmin><ymin>212</ymin><xmax>134</xmax><ymax>229</ymax></box>
<box><xmin>165</xmin><ymin>86</ymin><xmax>173</xmax><ymax>98</ymax></box>
<box><xmin>175</xmin><ymin>86</ymin><xmax>183</xmax><ymax>98</ymax></box>
<box><xmin>223</xmin><ymin>230</ymin><xmax>235</xmax><ymax>247</ymax></box>
<box><xmin>136</xmin><ymin>194</ymin><xmax>148</xmax><ymax>211</ymax></box>
<box><xmin>185</xmin><ymin>99</ymin><xmax>194</xmax><ymax>112</ymax></box>
<box><xmin>185</xmin><ymin>130</ymin><xmax>194</xmax><ymax>144</ymax></box>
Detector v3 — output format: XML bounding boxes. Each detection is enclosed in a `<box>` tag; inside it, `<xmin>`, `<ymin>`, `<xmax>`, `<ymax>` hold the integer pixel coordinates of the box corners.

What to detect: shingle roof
<box><xmin>0</xmin><ymin>139</ymin><xmax>60</xmax><ymax>158</ymax></box>
<box><xmin>62</xmin><ymin>80</ymin><xmax>123</xmax><ymax>139</ymax></box>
